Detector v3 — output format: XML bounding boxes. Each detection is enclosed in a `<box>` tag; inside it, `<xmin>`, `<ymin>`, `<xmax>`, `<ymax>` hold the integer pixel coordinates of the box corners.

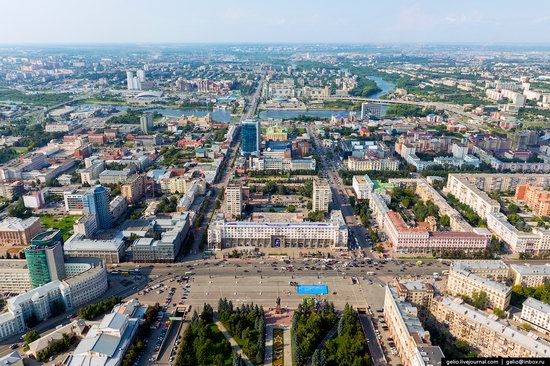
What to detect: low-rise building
<box><xmin>384</xmin><ymin>211</ymin><xmax>489</xmax><ymax>254</ymax></box>
<box><xmin>0</xmin><ymin>217</ymin><xmax>43</xmax><ymax>246</ymax></box>
<box><xmin>510</xmin><ymin>264</ymin><xmax>550</xmax><ymax>287</ymax></box>
<box><xmin>0</xmin><ymin>351</ymin><xmax>23</xmax><ymax>366</ymax></box>
<box><xmin>63</xmin><ymin>235</ymin><xmax>125</xmax><ymax>264</ymax></box>
<box><xmin>431</xmin><ymin>296</ymin><xmax>550</xmax><ymax>358</ymax></box>
<box><xmin>98</xmin><ymin>169</ymin><xmax>133</xmax><ymax>185</ymax></box>
<box><xmin>520</xmin><ymin>297</ymin><xmax>550</xmax><ymax>335</ymax></box>
<box><xmin>208</xmin><ymin>210</ymin><xmax>348</xmax><ymax>250</ymax></box>
<box><xmin>27</xmin><ymin>319</ymin><xmax>87</xmax><ymax>358</ymax></box>
<box><xmin>65</xmin><ymin>310</ymin><xmax>139</xmax><ymax>366</ymax></box>
<box><xmin>447</xmin><ymin>261</ymin><xmax>511</xmax><ymax>310</ymax></box>
<box><xmin>132</xmin><ymin>213</ymin><xmax>191</xmax><ymax>263</ymax></box>
<box><xmin>346</xmin><ymin>156</ymin><xmax>399</xmax><ymax>171</ymax></box>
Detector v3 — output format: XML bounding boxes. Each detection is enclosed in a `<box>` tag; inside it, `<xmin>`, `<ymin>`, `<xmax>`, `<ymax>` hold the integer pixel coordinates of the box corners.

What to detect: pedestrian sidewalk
<box><xmin>214</xmin><ymin>318</ymin><xmax>254</xmax><ymax>366</ymax></box>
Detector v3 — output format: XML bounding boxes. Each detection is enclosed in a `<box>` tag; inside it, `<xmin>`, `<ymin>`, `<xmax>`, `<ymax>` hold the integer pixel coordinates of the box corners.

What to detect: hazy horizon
<box><xmin>1</xmin><ymin>0</ymin><xmax>550</xmax><ymax>44</ymax></box>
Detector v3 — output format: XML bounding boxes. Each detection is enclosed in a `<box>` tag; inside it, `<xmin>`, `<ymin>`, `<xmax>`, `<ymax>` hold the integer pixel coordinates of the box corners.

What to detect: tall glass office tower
<box><xmin>83</xmin><ymin>185</ymin><xmax>112</xmax><ymax>230</ymax></box>
<box><xmin>241</xmin><ymin>119</ymin><xmax>260</xmax><ymax>156</ymax></box>
<box><xmin>25</xmin><ymin>230</ymin><xmax>65</xmax><ymax>288</ymax></box>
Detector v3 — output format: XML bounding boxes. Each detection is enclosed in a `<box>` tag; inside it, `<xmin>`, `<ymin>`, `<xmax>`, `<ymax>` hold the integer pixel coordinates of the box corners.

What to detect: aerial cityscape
<box><xmin>0</xmin><ymin>1</ymin><xmax>550</xmax><ymax>366</ymax></box>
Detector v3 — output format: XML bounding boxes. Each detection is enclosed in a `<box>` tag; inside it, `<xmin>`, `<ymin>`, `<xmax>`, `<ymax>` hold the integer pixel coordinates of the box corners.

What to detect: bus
<box><xmin>366</xmin><ymin>271</ymin><xmax>375</xmax><ymax>276</ymax></box>
<box><xmin>184</xmin><ymin>271</ymin><xmax>194</xmax><ymax>276</ymax></box>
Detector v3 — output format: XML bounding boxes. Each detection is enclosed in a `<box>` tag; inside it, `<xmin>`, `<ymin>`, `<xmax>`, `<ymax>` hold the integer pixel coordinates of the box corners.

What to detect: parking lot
<box><xmin>132</xmin><ymin>276</ymin><xmax>192</xmax><ymax>366</ymax></box>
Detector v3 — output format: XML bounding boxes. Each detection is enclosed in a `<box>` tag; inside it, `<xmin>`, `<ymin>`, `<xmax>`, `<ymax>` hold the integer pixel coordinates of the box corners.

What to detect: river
<box><xmin>259</xmin><ymin>76</ymin><xmax>395</xmax><ymax>120</ymax></box>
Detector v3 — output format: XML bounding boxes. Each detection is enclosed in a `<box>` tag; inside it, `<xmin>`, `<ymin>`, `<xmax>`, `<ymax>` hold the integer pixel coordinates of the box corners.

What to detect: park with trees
<box><xmin>218</xmin><ymin>299</ymin><xmax>266</xmax><ymax>364</ymax></box>
<box><xmin>313</xmin><ymin>304</ymin><xmax>372</xmax><ymax>366</ymax></box>
<box><xmin>291</xmin><ymin>300</ymin><xmax>337</xmax><ymax>366</ymax></box>
<box><xmin>174</xmin><ymin>304</ymin><xmax>234</xmax><ymax>366</ymax></box>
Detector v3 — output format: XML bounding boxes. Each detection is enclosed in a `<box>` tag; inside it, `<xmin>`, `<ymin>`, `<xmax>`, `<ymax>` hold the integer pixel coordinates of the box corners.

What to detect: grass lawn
<box><xmin>208</xmin><ymin>323</ymin><xmax>233</xmax><ymax>366</ymax></box>
<box><xmin>13</xmin><ymin>147</ymin><xmax>29</xmax><ymax>154</ymax></box>
<box><xmin>39</xmin><ymin>214</ymin><xmax>79</xmax><ymax>241</ymax></box>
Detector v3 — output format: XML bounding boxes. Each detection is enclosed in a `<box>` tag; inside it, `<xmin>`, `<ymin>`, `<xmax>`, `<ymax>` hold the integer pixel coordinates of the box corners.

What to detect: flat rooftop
<box><xmin>435</xmin><ymin>296</ymin><xmax>550</xmax><ymax>357</ymax></box>
<box><xmin>511</xmin><ymin>263</ymin><xmax>550</xmax><ymax>276</ymax></box>
<box><xmin>452</xmin><ymin>260</ymin><xmax>508</xmax><ymax>271</ymax></box>
<box><xmin>524</xmin><ymin>297</ymin><xmax>550</xmax><ymax>314</ymax></box>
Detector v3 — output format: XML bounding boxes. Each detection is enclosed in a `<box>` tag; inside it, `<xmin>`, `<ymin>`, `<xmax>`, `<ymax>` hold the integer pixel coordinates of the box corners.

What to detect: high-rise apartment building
<box><xmin>241</xmin><ymin>119</ymin><xmax>260</xmax><ymax>156</ymax></box>
<box><xmin>137</xmin><ymin>69</ymin><xmax>145</xmax><ymax>83</ymax></box>
<box><xmin>25</xmin><ymin>230</ymin><xmax>65</xmax><ymax>288</ymax></box>
<box><xmin>83</xmin><ymin>185</ymin><xmax>112</xmax><ymax>230</ymax></box>
<box><xmin>225</xmin><ymin>182</ymin><xmax>243</xmax><ymax>218</ymax></box>
<box><xmin>126</xmin><ymin>71</ymin><xmax>134</xmax><ymax>90</ymax></box>
<box><xmin>126</xmin><ymin>71</ymin><xmax>142</xmax><ymax>91</ymax></box>
<box><xmin>140</xmin><ymin>113</ymin><xmax>153</xmax><ymax>134</ymax></box>
<box><xmin>313</xmin><ymin>179</ymin><xmax>331</xmax><ymax>212</ymax></box>
<box><xmin>121</xmin><ymin>175</ymin><xmax>146</xmax><ymax>204</ymax></box>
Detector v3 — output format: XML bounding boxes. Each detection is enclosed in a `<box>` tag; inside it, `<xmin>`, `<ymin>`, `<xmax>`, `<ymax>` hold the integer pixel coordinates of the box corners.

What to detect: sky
<box><xmin>1</xmin><ymin>0</ymin><xmax>550</xmax><ymax>44</ymax></box>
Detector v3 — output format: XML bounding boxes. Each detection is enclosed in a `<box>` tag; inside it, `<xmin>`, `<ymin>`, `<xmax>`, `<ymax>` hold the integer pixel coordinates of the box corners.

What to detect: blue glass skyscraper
<box><xmin>241</xmin><ymin>119</ymin><xmax>260</xmax><ymax>156</ymax></box>
<box><xmin>83</xmin><ymin>185</ymin><xmax>112</xmax><ymax>230</ymax></box>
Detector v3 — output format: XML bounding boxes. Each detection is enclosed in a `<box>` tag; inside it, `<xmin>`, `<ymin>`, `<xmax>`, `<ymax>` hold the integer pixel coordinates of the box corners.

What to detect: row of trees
<box><xmin>291</xmin><ymin>300</ymin><xmax>337</xmax><ymax>366</ymax></box>
<box><xmin>337</xmin><ymin>169</ymin><xmax>410</xmax><ymax>186</ymax></box>
<box><xmin>218</xmin><ymin>299</ymin><xmax>265</xmax><ymax>364</ymax></box>
<box><xmin>174</xmin><ymin>304</ymin><xmax>233</xmax><ymax>366</ymax></box>
<box><xmin>313</xmin><ymin>304</ymin><xmax>372</xmax><ymax>366</ymax></box>
<box><xmin>36</xmin><ymin>333</ymin><xmax>78</xmax><ymax>363</ymax></box>
<box><xmin>122</xmin><ymin>303</ymin><xmax>161</xmax><ymax>366</ymax></box>
<box><xmin>79</xmin><ymin>296</ymin><xmax>121</xmax><ymax>321</ymax></box>
<box><xmin>446</xmin><ymin>193</ymin><xmax>485</xmax><ymax>227</ymax></box>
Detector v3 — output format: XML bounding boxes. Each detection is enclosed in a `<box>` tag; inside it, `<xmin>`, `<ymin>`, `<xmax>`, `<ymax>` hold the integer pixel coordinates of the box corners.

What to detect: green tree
<box><xmin>439</xmin><ymin>214</ymin><xmax>450</xmax><ymax>228</ymax></box>
<box><xmin>471</xmin><ymin>290</ymin><xmax>489</xmax><ymax>309</ymax></box>
<box><xmin>23</xmin><ymin>330</ymin><xmax>40</xmax><ymax>346</ymax></box>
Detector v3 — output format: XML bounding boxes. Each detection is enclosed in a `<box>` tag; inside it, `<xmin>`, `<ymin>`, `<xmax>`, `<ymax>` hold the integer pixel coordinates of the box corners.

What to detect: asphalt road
<box><xmin>307</xmin><ymin>125</ymin><xmax>377</xmax><ymax>258</ymax></box>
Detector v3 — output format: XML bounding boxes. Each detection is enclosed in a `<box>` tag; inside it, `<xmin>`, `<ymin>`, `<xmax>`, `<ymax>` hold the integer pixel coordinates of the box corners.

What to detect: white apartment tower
<box><xmin>225</xmin><ymin>182</ymin><xmax>243</xmax><ymax>218</ymax></box>
<box><xmin>313</xmin><ymin>179</ymin><xmax>331</xmax><ymax>212</ymax></box>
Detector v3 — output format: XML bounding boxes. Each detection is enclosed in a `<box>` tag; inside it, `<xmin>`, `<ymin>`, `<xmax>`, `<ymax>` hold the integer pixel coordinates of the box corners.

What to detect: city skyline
<box><xmin>2</xmin><ymin>0</ymin><xmax>550</xmax><ymax>44</ymax></box>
